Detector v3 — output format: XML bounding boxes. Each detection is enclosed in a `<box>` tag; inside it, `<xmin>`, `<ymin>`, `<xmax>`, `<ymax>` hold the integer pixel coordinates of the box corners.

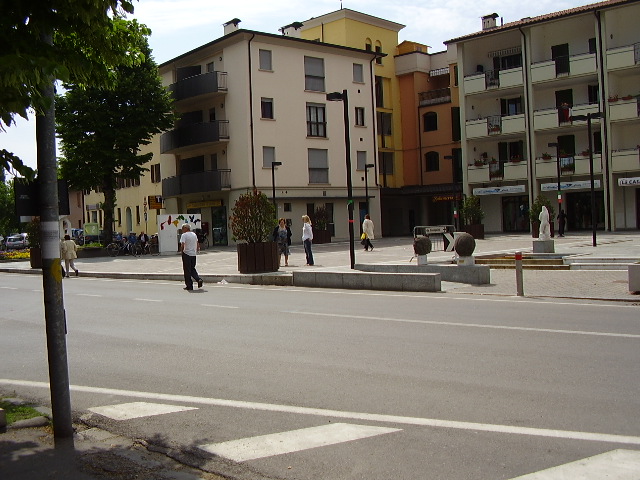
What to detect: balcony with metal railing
<box><xmin>168</xmin><ymin>71</ymin><xmax>228</xmax><ymax>102</ymax></box>
<box><xmin>162</xmin><ymin>169</ymin><xmax>231</xmax><ymax>198</ymax></box>
<box><xmin>160</xmin><ymin>120</ymin><xmax>229</xmax><ymax>154</ymax></box>
<box><xmin>606</xmin><ymin>42</ymin><xmax>640</xmax><ymax>71</ymax></box>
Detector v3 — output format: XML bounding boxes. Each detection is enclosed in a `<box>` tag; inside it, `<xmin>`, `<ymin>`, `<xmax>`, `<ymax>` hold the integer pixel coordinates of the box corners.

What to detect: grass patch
<box><xmin>0</xmin><ymin>399</ymin><xmax>44</xmax><ymax>424</ymax></box>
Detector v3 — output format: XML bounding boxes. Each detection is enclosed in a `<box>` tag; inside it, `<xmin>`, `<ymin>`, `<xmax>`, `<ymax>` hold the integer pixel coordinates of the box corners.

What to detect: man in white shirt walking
<box><xmin>179</xmin><ymin>224</ymin><xmax>203</xmax><ymax>291</ymax></box>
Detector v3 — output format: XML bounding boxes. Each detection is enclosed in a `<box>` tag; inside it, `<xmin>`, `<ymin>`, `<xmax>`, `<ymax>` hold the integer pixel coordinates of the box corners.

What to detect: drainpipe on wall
<box><xmin>519</xmin><ymin>26</ymin><xmax>535</xmax><ymax>212</ymax></box>
<box><xmin>369</xmin><ymin>57</ymin><xmax>378</xmax><ymax>188</ymax></box>
<box><xmin>417</xmin><ymin>104</ymin><xmax>423</xmax><ymax>186</ymax></box>
<box><xmin>595</xmin><ymin>9</ymin><xmax>612</xmax><ymax>231</ymax></box>
<box><xmin>247</xmin><ymin>34</ymin><xmax>256</xmax><ymax>187</ymax></box>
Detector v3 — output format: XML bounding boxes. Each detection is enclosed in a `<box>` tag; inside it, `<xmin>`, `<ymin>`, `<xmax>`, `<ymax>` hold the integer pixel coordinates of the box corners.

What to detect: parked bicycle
<box><xmin>106</xmin><ymin>238</ymin><xmax>141</xmax><ymax>257</ymax></box>
<box><xmin>142</xmin><ymin>235</ymin><xmax>160</xmax><ymax>255</ymax></box>
<box><xmin>196</xmin><ymin>229</ymin><xmax>209</xmax><ymax>250</ymax></box>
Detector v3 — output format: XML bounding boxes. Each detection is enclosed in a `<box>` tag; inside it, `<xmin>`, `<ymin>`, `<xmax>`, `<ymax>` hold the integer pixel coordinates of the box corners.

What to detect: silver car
<box><xmin>6</xmin><ymin>233</ymin><xmax>29</xmax><ymax>249</ymax></box>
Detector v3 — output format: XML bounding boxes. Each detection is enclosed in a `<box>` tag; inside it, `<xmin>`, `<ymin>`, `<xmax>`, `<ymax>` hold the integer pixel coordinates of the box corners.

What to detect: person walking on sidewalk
<box><xmin>362</xmin><ymin>214</ymin><xmax>375</xmax><ymax>251</ymax></box>
<box><xmin>301</xmin><ymin>215</ymin><xmax>314</xmax><ymax>266</ymax></box>
<box><xmin>179</xmin><ymin>224</ymin><xmax>203</xmax><ymax>291</ymax></box>
<box><xmin>60</xmin><ymin>234</ymin><xmax>79</xmax><ymax>277</ymax></box>
<box><xmin>557</xmin><ymin>209</ymin><xmax>567</xmax><ymax>237</ymax></box>
<box><xmin>272</xmin><ymin>218</ymin><xmax>292</xmax><ymax>266</ymax></box>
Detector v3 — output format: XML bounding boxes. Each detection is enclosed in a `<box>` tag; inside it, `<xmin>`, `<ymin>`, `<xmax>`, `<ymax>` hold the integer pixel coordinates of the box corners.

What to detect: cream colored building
<box><xmin>156</xmin><ymin>21</ymin><xmax>379</xmax><ymax>244</ymax></box>
<box><xmin>448</xmin><ymin>0</ymin><xmax>640</xmax><ymax>233</ymax></box>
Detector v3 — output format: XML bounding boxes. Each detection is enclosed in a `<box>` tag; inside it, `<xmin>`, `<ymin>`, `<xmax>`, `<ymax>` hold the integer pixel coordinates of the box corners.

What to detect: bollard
<box><xmin>515</xmin><ymin>251</ymin><xmax>524</xmax><ymax>296</ymax></box>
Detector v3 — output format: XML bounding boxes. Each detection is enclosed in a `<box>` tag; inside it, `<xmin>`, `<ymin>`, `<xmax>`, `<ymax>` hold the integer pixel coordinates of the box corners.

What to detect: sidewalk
<box><xmin>1</xmin><ymin>232</ymin><xmax>639</xmax><ymax>302</ymax></box>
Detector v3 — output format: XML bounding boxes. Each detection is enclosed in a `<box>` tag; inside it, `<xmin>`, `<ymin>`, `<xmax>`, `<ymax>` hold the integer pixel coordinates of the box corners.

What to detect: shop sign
<box><xmin>147</xmin><ymin>195</ymin><xmax>163</xmax><ymax>209</ymax></box>
<box><xmin>473</xmin><ymin>185</ymin><xmax>526</xmax><ymax>195</ymax></box>
<box><xmin>541</xmin><ymin>180</ymin><xmax>601</xmax><ymax>191</ymax></box>
<box><xmin>618</xmin><ymin>177</ymin><xmax>640</xmax><ymax>187</ymax></box>
<box><xmin>186</xmin><ymin>199</ymin><xmax>223</xmax><ymax>209</ymax></box>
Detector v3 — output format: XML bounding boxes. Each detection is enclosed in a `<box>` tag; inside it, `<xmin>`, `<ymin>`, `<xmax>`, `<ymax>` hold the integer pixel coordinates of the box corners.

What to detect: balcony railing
<box><xmin>168</xmin><ymin>71</ymin><xmax>228</xmax><ymax>101</ymax></box>
<box><xmin>485</xmin><ymin>69</ymin><xmax>499</xmax><ymax>88</ymax></box>
<box><xmin>560</xmin><ymin>156</ymin><xmax>575</xmax><ymax>174</ymax></box>
<box><xmin>489</xmin><ymin>162</ymin><xmax>503</xmax><ymax>180</ymax></box>
<box><xmin>162</xmin><ymin>169</ymin><xmax>231</xmax><ymax>197</ymax></box>
<box><xmin>487</xmin><ymin>115</ymin><xmax>502</xmax><ymax>135</ymax></box>
<box><xmin>418</xmin><ymin>87</ymin><xmax>451</xmax><ymax>106</ymax></box>
<box><xmin>160</xmin><ymin>120</ymin><xmax>229</xmax><ymax>154</ymax></box>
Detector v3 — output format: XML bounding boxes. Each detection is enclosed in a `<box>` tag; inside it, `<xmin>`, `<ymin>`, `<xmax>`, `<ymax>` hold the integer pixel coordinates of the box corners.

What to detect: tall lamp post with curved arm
<box><xmin>326</xmin><ymin>89</ymin><xmax>355</xmax><ymax>269</ymax></box>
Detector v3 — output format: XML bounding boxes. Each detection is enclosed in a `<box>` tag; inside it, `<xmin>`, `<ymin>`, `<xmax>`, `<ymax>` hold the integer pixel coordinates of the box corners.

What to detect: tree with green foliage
<box><xmin>0</xmin><ymin>177</ymin><xmax>20</xmax><ymax>238</ymax></box>
<box><xmin>0</xmin><ymin>0</ymin><xmax>145</xmax><ymax>177</ymax></box>
<box><xmin>56</xmin><ymin>34</ymin><xmax>174</xmax><ymax>244</ymax></box>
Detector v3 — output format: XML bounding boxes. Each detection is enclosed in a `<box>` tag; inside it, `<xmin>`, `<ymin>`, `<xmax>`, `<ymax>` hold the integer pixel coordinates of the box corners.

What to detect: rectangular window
<box><xmin>588</xmin><ymin>85</ymin><xmax>599</xmax><ymax>104</ymax></box>
<box><xmin>501</xmin><ymin>97</ymin><xmax>523</xmax><ymax>116</ymax></box>
<box><xmin>308</xmin><ymin>148</ymin><xmax>329</xmax><ymax>183</ymax></box>
<box><xmin>306</xmin><ymin>103</ymin><xmax>326</xmax><ymax>137</ymax></box>
<box><xmin>151</xmin><ymin>164</ymin><xmax>161</xmax><ymax>183</ymax></box>
<box><xmin>356</xmin><ymin>151</ymin><xmax>367</xmax><ymax>170</ymax></box>
<box><xmin>259</xmin><ymin>49</ymin><xmax>272</xmax><ymax>70</ymax></box>
<box><xmin>378</xmin><ymin>151</ymin><xmax>394</xmax><ymax>175</ymax></box>
<box><xmin>588</xmin><ymin>37</ymin><xmax>597</xmax><ymax>54</ymax></box>
<box><xmin>353</xmin><ymin>63</ymin><xmax>364</xmax><ymax>83</ymax></box>
<box><xmin>304</xmin><ymin>56</ymin><xmax>325</xmax><ymax>92</ymax></box>
<box><xmin>425</xmin><ymin>152</ymin><xmax>439</xmax><ymax>172</ymax></box>
<box><xmin>206</xmin><ymin>62</ymin><xmax>214</xmax><ymax>73</ymax></box>
<box><xmin>355</xmin><ymin>107</ymin><xmax>365</xmax><ymax>126</ymax></box>
<box><xmin>261</xmin><ymin>97</ymin><xmax>274</xmax><ymax>119</ymax></box>
<box><xmin>375</xmin><ymin>76</ymin><xmax>384</xmax><ymax>108</ymax></box>
<box><xmin>262</xmin><ymin>146</ymin><xmax>276</xmax><ymax>168</ymax></box>
<box><xmin>284</xmin><ymin>203</ymin><xmax>292</xmax><ymax>212</ymax></box>
<box><xmin>136</xmin><ymin>206</ymin><xmax>140</xmax><ymax>225</ymax></box>
<box><xmin>377</xmin><ymin>112</ymin><xmax>392</xmax><ymax>135</ymax></box>
<box><xmin>117</xmin><ymin>208</ymin><xmax>122</xmax><ymax>226</ymax></box>
<box><xmin>451</xmin><ymin>107</ymin><xmax>461</xmax><ymax>142</ymax></box>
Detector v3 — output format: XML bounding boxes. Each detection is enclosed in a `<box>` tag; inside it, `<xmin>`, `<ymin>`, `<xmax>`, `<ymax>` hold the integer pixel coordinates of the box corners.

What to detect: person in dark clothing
<box><xmin>557</xmin><ymin>209</ymin><xmax>567</xmax><ymax>237</ymax></box>
<box><xmin>272</xmin><ymin>218</ymin><xmax>292</xmax><ymax>266</ymax></box>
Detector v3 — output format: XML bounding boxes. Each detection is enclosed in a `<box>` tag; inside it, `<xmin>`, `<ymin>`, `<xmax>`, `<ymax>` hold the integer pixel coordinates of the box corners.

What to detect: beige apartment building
<box><xmin>448</xmin><ymin>0</ymin><xmax>640</xmax><ymax>233</ymax></box>
<box><xmin>156</xmin><ymin>21</ymin><xmax>380</xmax><ymax>244</ymax></box>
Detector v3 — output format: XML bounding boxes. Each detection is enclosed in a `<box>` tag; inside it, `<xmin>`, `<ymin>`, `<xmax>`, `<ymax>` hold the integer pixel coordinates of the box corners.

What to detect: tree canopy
<box><xmin>56</xmin><ymin>33</ymin><xmax>174</xmax><ymax>243</ymax></box>
<box><xmin>0</xmin><ymin>0</ymin><xmax>145</xmax><ymax>176</ymax></box>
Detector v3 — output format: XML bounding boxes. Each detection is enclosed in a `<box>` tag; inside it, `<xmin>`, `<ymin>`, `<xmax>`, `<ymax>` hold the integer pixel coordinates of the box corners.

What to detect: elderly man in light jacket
<box><xmin>60</xmin><ymin>234</ymin><xmax>79</xmax><ymax>277</ymax></box>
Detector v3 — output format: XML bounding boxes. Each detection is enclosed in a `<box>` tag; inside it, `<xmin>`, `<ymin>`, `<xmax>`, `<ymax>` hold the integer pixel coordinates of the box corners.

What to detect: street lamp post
<box><xmin>570</xmin><ymin>112</ymin><xmax>602</xmax><ymax>247</ymax></box>
<box><xmin>548</xmin><ymin>142</ymin><xmax>562</xmax><ymax>225</ymax></box>
<box><xmin>327</xmin><ymin>89</ymin><xmax>355</xmax><ymax>269</ymax></box>
<box><xmin>364</xmin><ymin>163</ymin><xmax>374</xmax><ymax>214</ymax></box>
<box><xmin>271</xmin><ymin>161</ymin><xmax>282</xmax><ymax>216</ymax></box>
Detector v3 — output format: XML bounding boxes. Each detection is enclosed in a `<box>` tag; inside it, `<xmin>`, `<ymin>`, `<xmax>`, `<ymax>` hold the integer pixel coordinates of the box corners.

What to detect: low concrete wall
<box><xmin>355</xmin><ymin>263</ymin><xmax>490</xmax><ymax>285</ymax></box>
<box><xmin>629</xmin><ymin>263</ymin><xmax>640</xmax><ymax>293</ymax></box>
<box><xmin>293</xmin><ymin>271</ymin><xmax>441</xmax><ymax>292</ymax></box>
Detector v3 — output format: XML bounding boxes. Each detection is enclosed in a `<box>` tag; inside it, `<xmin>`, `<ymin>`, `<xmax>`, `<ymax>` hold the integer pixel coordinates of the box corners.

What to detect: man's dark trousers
<box><xmin>182</xmin><ymin>252</ymin><xmax>200</xmax><ymax>289</ymax></box>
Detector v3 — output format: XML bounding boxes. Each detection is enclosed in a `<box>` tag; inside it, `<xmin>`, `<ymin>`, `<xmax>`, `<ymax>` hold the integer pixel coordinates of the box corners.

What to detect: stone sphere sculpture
<box><xmin>454</xmin><ymin>232</ymin><xmax>476</xmax><ymax>257</ymax></box>
<box><xmin>413</xmin><ymin>236</ymin><xmax>432</xmax><ymax>255</ymax></box>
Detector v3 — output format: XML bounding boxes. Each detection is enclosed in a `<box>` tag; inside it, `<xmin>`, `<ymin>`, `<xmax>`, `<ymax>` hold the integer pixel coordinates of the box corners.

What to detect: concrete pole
<box><xmin>515</xmin><ymin>251</ymin><xmax>524</xmax><ymax>297</ymax></box>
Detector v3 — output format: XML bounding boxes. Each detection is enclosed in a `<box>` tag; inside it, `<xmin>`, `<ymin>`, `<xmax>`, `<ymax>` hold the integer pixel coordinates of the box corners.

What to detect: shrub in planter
<box><xmin>230</xmin><ymin>190</ymin><xmax>278</xmax><ymax>273</ymax></box>
<box><xmin>460</xmin><ymin>195</ymin><xmax>485</xmax><ymax>239</ymax></box>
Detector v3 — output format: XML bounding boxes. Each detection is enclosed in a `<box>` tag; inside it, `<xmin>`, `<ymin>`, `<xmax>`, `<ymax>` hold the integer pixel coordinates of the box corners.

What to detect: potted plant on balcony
<box><xmin>460</xmin><ymin>195</ymin><xmax>485</xmax><ymax>239</ymax></box>
<box><xmin>541</xmin><ymin>152</ymin><xmax>552</xmax><ymax>160</ymax></box>
<box><xmin>473</xmin><ymin>159</ymin><xmax>485</xmax><ymax>167</ymax></box>
<box><xmin>529</xmin><ymin>194</ymin><xmax>555</xmax><ymax>238</ymax></box>
<box><xmin>312</xmin><ymin>205</ymin><xmax>331</xmax><ymax>244</ymax></box>
<box><xmin>25</xmin><ymin>217</ymin><xmax>42</xmax><ymax>269</ymax></box>
<box><xmin>230</xmin><ymin>189</ymin><xmax>279</xmax><ymax>274</ymax></box>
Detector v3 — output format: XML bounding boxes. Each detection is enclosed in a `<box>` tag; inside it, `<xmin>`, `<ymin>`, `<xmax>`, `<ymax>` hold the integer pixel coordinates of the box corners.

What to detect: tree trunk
<box><xmin>102</xmin><ymin>179</ymin><xmax>116</xmax><ymax>245</ymax></box>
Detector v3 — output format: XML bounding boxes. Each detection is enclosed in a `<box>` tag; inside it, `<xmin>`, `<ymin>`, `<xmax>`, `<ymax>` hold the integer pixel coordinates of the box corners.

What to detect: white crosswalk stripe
<box><xmin>88</xmin><ymin>401</ymin><xmax>198</xmax><ymax>420</ymax></box>
<box><xmin>199</xmin><ymin>423</ymin><xmax>401</xmax><ymax>462</ymax></box>
<box><xmin>509</xmin><ymin>449</ymin><xmax>640</xmax><ymax>479</ymax></box>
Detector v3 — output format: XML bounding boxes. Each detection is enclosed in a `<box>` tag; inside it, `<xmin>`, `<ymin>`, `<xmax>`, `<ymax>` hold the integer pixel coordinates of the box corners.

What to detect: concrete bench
<box><xmin>629</xmin><ymin>263</ymin><xmax>640</xmax><ymax>293</ymax></box>
<box><xmin>293</xmin><ymin>270</ymin><xmax>441</xmax><ymax>292</ymax></box>
<box><xmin>355</xmin><ymin>263</ymin><xmax>490</xmax><ymax>285</ymax></box>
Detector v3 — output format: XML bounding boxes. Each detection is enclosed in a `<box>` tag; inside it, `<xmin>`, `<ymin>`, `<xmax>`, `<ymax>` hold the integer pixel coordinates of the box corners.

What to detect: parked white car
<box><xmin>6</xmin><ymin>233</ymin><xmax>29</xmax><ymax>249</ymax></box>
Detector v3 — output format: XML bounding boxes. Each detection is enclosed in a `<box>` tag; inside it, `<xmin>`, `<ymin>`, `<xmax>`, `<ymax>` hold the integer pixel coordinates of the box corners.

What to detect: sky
<box><xmin>2</xmin><ymin>0</ymin><xmax>599</xmax><ymax>172</ymax></box>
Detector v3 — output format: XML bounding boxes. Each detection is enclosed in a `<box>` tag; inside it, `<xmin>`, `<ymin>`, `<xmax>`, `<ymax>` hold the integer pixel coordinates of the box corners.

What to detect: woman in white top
<box><xmin>362</xmin><ymin>214</ymin><xmax>375</xmax><ymax>251</ymax></box>
<box><xmin>301</xmin><ymin>215</ymin><xmax>314</xmax><ymax>266</ymax></box>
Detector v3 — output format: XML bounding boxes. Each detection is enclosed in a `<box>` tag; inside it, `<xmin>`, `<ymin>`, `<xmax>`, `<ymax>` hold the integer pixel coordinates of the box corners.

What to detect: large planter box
<box><xmin>237</xmin><ymin>242</ymin><xmax>279</xmax><ymax>274</ymax></box>
<box><xmin>629</xmin><ymin>263</ymin><xmax>640</xmax><ymax>294</ymax></box>
<box><xmin>461</xmin><ymin>224</ymin><xmax>484</xmax><ymax>240</ymax></box>
<box><xmin>312</xmin><ymin>229</ymin><xmax>331</xmax><ymax>244</ymax></box>
<box><xmin>29</xmin><ymin>247</ymin><xmax>42</xmax><ymax>269</ymax></box>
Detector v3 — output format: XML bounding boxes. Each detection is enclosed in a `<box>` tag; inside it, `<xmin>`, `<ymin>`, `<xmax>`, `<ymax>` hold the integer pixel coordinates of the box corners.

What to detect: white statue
<box><xmin>539</xmin><ymin>206</ymin><xmax>551</xmax><ymax>240</ymax></box>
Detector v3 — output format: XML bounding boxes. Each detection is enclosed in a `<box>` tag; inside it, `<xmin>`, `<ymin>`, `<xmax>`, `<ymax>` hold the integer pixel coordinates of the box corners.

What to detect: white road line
<box><xmin>201</xmin><ymin>304</ymin><xmax>239</xmax><ymax>309</ymax></box>
<box><xmin>509</xmin><ymin>449</ymin><xmax>640</xmax><ymax>479</ymax></box>
<box><xmin>0</xmin><ymin>286</ymin><xmax>18</xmax><ymax>289</ymax></box>
<box><xmin>76</xmin><ymin>294</ymin><xmax>102</xmax><ymax>297</ymax></box>
<box><xmin>134</xmin><ymin>298</ymin><xmax>162</xmax><ymax>302</ymax></box>
<box><xmin>3</xmin><ymin>379</ymin><xmax>640</xmax><ymax>446</ymax></box>
<box><xmin>288</xmin><ymin>311</ymin><xmax>640</xmax><ymax>339</ymax></box>
<box><xmin>88</xmin><ymin>402</ymin><xmax>197</xmax><ymax>420</ymax></box>
<box><xmin>199</xmin><ymin>423</ymin><xmax>401</xmax><ymax>462</ymax></box>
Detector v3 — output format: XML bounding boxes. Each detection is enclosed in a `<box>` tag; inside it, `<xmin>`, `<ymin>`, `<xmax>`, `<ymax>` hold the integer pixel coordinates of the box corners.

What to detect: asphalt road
<box><xmin>1</xmin><ymin>272</ymin><xmax>639</xmax><ymax>479</ymax></box>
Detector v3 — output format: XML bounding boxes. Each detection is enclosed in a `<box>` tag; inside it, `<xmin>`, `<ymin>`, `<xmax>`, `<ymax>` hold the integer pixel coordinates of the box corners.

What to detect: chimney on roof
<box><xmin>279</xmin><ymin>21</ymin><xmax>304</xmax><ymax>37</ymax></box>
<box><xmin>223</xmin><ymin>18</ymin><xmax>241</xmax><ymax>35</ymax></box>
<box><xmin>481</xmin><ymin>13</ymin><xmax>499</xmax><ymax>31</ymax></box>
